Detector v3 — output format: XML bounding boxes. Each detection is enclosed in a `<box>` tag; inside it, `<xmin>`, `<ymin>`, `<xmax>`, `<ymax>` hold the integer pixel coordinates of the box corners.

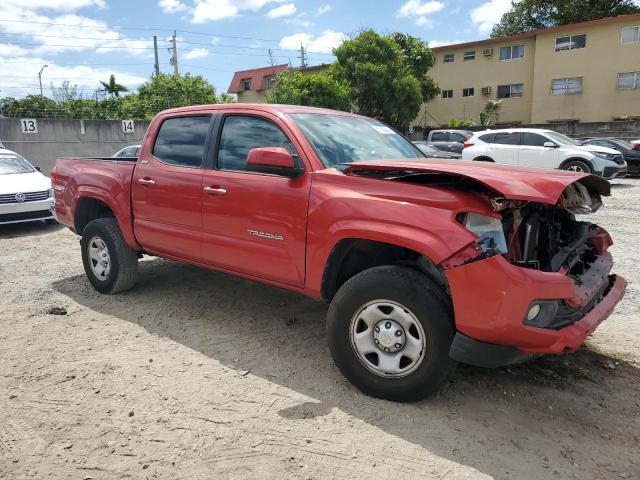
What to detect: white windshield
<box><xmin>0</xmin><ymin>154</ymin><xmax>35</xmax><ymax>175</ymax></box>
<box><xmin>544</xmin><ymin>131</ymin><xmax>581</xmax><ymax>146</ymax></box>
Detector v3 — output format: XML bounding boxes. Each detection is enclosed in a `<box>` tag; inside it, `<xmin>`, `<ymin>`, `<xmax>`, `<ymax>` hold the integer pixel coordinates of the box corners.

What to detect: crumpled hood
<box><xmin>343</xmin><ymin>159</ymin><xmax>610</xmax><ymax>204</ymax></box>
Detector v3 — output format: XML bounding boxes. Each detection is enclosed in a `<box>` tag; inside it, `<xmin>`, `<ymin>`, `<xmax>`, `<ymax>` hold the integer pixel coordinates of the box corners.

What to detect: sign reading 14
<box><xmin>122</xmin><ymin>120</ymin><xmax>134</xmax><ymax>133</ymax></box>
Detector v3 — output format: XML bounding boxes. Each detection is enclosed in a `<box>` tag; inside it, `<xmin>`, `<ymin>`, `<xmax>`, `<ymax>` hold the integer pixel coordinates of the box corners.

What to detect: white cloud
<box><xmin>470</xmin><ymin>0</ymin><xmax>511</xmax><ymax>35</ymax></box>
<box><xmin>184</xmin><ymin>47</ymin><xmax>209</xmax><ymax>59</ymax></box>
<box><xmin>283</xmin><ymin>17</ymin><xmax>311</xmax><ymax>27</ymax></box>
<box><xmin>159</xmin><ymin>0</ymin><xmax>188</xmax><ymax>13</ymax></box>
<box><xmin>191</xmin><ymin>0</ymin><xmax>283</xmax><ymax>22</ymax></box>
<box><xmin>397</xmin><ymin>0</ymin><xmax>444</xmax><ymax>26</ymax></box>
<box><xmin>316</xmin><ymin>4</ymin><xmax>332</xmax><ymax>15</ymax></box>
<box><xmin>266</xmin><ymin>3</ymin><xmax>296</xmax><ymax>18</ymax></box>
<box><xmin>279</xmin><ymin>29</ymin><xmax>346</xmax><ymax>54</ymax></box>
<box><xmin>2</xmin><ymin>0</ymin><xmax>105</xmax><ymax>10</ymax></box>
<box><xmin>428</xmin><ymin>39</ymin><xmax>464</xmax><ymax>48</ymax></box>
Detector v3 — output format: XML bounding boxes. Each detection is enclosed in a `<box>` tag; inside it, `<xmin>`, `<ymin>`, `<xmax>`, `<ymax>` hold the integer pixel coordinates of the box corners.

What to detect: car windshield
<box><xmin>609</xmin><ymin>139</ymin><xmax>632</xmax><ymax>150</ymax></box>
<box><xmin>544</xmin><ymin>131</ymin><xmax>581</xmax><ymax>146</ymax></box>
<box><xmin>0</xmin><ymin>153</ymin><xmax>35</xmax><ymax>175</ymax></box>
<box><xmin>289</xmin><ymin>113</ymin><xmax>424</xmax><ymax>167</ymax></box>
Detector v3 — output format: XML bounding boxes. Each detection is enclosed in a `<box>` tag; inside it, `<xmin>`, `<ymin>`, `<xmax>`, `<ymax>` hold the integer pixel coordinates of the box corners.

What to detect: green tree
<box><xmin>2</xmin><ymin>95</ymin><xmax>59</xmax><ymax>117</ymax></box>
<box><xmin>391</xmin><ymin>33</ymin><xmax>440</xmax><ymax>102</ymax></box>
<box><xmin>218</xmin><ymin>92</ymin><xmax>236</xmax><ymax>104</ymax></box>
<box><xmin>135</xmin><ymin>73</ymin><xmax>218</xmax><ymax>117</ymax></box>
<box><xmin>479</xmin><ymin>100</ymin><xmax>502</xmax><ymax>126</ymax></box>
<box><xmin>100</xmin><ymin>74</ymin><xmax>129</xmax><ymax>97</ymax></box>
<box><xmin>333</xmin><ymin>30</ymin><xmax>431</xmax><ymax>129</ymax></box>
<box><xmin>448</xmin><ymin>118</ymin><xmax>475</xmax><ymax>128</ymax></box>
<box><xmin>267</xmin><ymin>69</ymin><xmax>350</xmax><ymax>111</ymax></box>
<box><xmin>491</xmin><ymin>0</ymin><xmax>640</xmax><ymax>37</ymax></box>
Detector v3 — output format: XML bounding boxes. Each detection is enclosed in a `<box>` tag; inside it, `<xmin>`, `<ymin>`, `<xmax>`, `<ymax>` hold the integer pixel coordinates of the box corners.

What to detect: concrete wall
<box><xmin>0</xmin><ymin>118</ymin><xmax>149</xmax><ymax>174</ymax></box>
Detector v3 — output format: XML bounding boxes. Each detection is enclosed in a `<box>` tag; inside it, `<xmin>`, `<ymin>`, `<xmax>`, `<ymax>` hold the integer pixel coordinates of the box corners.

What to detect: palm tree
<box><xmin>100</xmin><ymin>74</ymin><xmax>128</xmax><ymax>97</ymax></box>
<box><xmin>479</xmin><ymin>100</ymin><xmax>502</xmax><ymax>126</ymax></box>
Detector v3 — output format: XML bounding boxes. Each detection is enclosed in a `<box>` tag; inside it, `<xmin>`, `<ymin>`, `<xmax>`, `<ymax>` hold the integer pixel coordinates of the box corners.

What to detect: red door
<box><xmin>131</xmin><ymin>115</ymin><xmax>212</xmax><ymax>262</ymax></box>
<box><xmin>200</xmin><ymin>113</ymin><xmax>311</xmax><ymax>287</ymax></box>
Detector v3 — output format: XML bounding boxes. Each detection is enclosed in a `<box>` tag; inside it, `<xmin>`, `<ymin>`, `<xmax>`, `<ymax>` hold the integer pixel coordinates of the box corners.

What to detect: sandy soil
<box><xmin>1</xmin><ymin>178</ymin><xmax>639</xmax><ymax>480</ymax></box>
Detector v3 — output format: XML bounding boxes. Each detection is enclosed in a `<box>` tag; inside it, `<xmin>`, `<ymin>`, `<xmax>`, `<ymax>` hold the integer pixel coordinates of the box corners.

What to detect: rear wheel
<box><xmin>326</xmin><ymin>266</ymin><xmax>456</xmax><ymax>402</ymax></box>
<box><xmin>473</xmin><ymin>156</ymin><xmax>494</xmax><ymax>162</ymax></box>
<box><xmin>81</xmin><ymin>218</ymin><xmax>139</xmax><ymax>294</ymax></box>
<box><xmin>561</xmin><ymin>160</ymin><xmax>591</xmax><ymax>173</ymax></box>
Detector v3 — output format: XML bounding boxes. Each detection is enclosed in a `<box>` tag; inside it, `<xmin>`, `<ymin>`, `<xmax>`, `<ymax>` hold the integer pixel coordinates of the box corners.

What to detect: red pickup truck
<box><xmin>53</xmin><ymin>104</ymin><xmax>626</xmax><ymax>401</ymax></box>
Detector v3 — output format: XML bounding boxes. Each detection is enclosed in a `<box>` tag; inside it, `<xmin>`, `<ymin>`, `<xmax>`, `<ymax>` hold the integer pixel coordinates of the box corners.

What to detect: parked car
<box><xmin>462</xmin><ymin>128</ymin><xmax>627</xmax><ymax>179</ymax></box>
<box><xmin>0</xmin><ymin>149</ymin><xmax>55</xmax><ymax>225</ymax></box>
<box><xmin>425</xmin><ymin>129</ymin><xmax>473</xmax><ymax>154</ymax></box>
<box><xmin>630</xmin><ymin>139</ymin><xmax>640</xmax><ymax>150</ymax></box>
<box><xmin>52</xmin><ymin>104</ymin><xmax>625</xmax><ymax>401</ymax></box>
<box><xmin>412</xmin><ymin>142</ymin><xmax>461</xmax><ymax>159</ymax></box>
<box><xmin>113</xmin><ymin>145</ymin><xmax>141</xmax><ymax>158</ymax></box>
<box><xmin>581</xmin><ymin>138</ymin><xmax>640</xmax><ymax>175</ymax></box>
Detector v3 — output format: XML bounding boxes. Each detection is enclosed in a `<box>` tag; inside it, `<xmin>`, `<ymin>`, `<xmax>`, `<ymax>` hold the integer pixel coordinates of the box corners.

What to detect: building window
<box><xmin>555</xmin><ymin>34</ymin><xmax>586</xmax><ymax>51</ymax></box>
<box><xmin>463</xmin><ymin>87</ymin><xmax>475</xmax><ymax>97</ymax></box>
<box><xmin>241</xmin><ymin>78</ymin><xmax>252</xmax><ymax>91</ymax></box>
<box><xmin>551</xmin><ymin>77</ymin><xmax>583</xmax><ymax>95</ymax></box>
<box><xmin>499</xmin><ymin>44</ymin><xmax>525</xmax><ymax>60</ymax></box>
<box><xmin>463</xmin><ymin>51</ymin><xmax>475</xmax><ymax>61</ymax></box>
<box><xmin>618</xmin><ymin>72</ymin><xmax>640</xmax><ymax>89</ymax></box>
<box><xmin>442</xmin><ymin>89</ymin><xmax>453</xmax><ymax>99</ymax></box>
<box><xmin>497</xmin><ymin>83</ymin><xmax>523</xmax><ymax>98</ymax></box>
<box><xmin>443</xmin><ymin>53</ymin><xmax>454</xmax><ymax>63</ymax></box>
<box><xmin>264</xmin><ymin>76</ymin><xmax>275</xmax><ymax>89</ymax></box>
<box><xmin>621</xmin><ymin>26</ymin><xmax>640</xmax><ymax>44</ymax></box>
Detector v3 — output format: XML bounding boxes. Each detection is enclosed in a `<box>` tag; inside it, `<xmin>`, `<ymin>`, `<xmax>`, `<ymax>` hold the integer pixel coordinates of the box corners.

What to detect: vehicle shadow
<box><xmin>52</xmin><ymin>258</ymin><xmax>640</xmax><ymax>479</ymax></box>
<box><xmin>0</xmin><ymin>221</ymin><xmax>63</xmax><ymax>239</ymax></box>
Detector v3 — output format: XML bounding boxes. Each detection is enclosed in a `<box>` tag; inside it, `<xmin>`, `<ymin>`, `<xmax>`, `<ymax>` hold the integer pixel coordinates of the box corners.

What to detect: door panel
<box><xmin>131</xmin><ymin>115</ymin><xmax>212</xmax><ymax>262</ymax></box>
<box><xmin>519</xmin><ymin>133</ymin><xmax>559</xmax><ymax>168</ymax></box>
<box><xmin>486</xmin><ymin>132</ymin><xmax>521</xmax><ymax>165</ymax></box>
<box><xmin>201</xmin><ymin>113</ymin><xmax>311</xmax><ymax>287</ymax></box>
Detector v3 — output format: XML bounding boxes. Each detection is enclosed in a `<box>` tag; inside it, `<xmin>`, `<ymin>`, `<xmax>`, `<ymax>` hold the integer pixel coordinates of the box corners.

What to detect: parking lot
<box><xmin>0</xmin><ymin>178</ymin><xmax>638</xmax><ymax>480</ymax></box>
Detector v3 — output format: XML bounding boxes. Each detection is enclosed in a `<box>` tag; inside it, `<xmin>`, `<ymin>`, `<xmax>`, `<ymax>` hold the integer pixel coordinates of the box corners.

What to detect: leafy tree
<box><xmin>491</xmin><ymin>0</ymin><xmax>640</xmax><ymax>37</ymax></box>
<box><xmin>218</xmin><ymin>92</ymin><xmax>236</xmax><ymax>103</ymax></box>
<box><xmin>135</xmin><ymin>73</ymin><xmax>218</xmax><ymax>117</ymax></box>
<box><xmin>267</xmin><ymin>69</ymin><xmax>350</xmax><ymax>111</ymax></box>
<box><xmin>100</xmin><ymin>74</ymin><xmax>129</xmax><ymax>97</ymax></box>
<box><xmin>448</xmin><ymin>118</ymin><xmax>475</xmax><ymax>128</ymax></box>
<box><xmin>479</xmin><ymin>100</ymin><xmax>502</xmax><ymax>126</ymax></box>
<box><xmin>50</xmin><ymin>81</ymin><xmax>80</xmax><ymax>102</ymax></box>
<box><xmin>333</xmin><ymin>29</ymin><xmax>430</xmax><ymax>128</ymax></box>
<box><xmin>2</xmin><ymin>95</ymin><xmax>59</xmax><ymax>117</ymax></box>
<box><xmin>390</xmin><ymin>33</ymin><xmax>439</xmax><ymax>102</ymax></box>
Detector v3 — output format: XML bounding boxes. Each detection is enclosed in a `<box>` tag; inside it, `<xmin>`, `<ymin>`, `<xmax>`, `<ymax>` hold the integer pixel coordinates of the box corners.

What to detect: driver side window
<box><xmin>217</xmin><ymin>115</ymin><xmax>296</xmax><ymax>172</ymax></box>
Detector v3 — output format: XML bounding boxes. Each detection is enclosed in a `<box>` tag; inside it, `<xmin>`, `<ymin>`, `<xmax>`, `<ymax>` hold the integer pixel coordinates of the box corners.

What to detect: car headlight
<box><xmin>463</xmin><ymin>212</ymin><xmax>508</xmax><ymax>255</ymax></box>
<box><xmin>588</xmin><ymin>151</ymin><xmax>616</xmax><ymax>161</ymax></box>
<box><xmin>48</xmin><ymin>188</ymin><xmax>54</xmax><ymax>198</ymax></box>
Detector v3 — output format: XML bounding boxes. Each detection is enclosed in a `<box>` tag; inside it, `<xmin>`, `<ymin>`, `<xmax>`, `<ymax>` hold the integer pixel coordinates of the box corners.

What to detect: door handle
<box><xmin>138</xmin><ymin>178</ymin><xmax>156</xmax><ymax>186</ymax></box>
<box><xmin>203</xmin><ymin>186</ymin><xmax>227</xmax><ymax>196</ymax></box>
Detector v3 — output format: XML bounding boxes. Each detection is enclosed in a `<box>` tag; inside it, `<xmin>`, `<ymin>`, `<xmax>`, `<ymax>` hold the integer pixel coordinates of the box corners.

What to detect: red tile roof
<box><xmin>227</xmin><ymin>64</ymin><xmax>288</xmax><ymax>94</ymax></box>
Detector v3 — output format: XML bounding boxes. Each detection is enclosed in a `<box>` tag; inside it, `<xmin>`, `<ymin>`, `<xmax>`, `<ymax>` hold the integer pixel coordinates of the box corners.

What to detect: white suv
<box><xmin>461</xmin><ymin>128</ymin><xmax>627</xmax><ymax>179</ymax></box>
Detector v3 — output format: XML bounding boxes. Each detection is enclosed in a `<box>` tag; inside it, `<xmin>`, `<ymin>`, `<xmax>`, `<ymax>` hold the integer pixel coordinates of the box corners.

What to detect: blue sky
<box><xmin>0</xmin><ymin>0</ymin><xmax>517</xmax><ymax>99</ymax></box>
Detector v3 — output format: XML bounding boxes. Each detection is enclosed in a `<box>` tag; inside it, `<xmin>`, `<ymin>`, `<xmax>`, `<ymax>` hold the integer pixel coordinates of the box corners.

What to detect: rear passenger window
<box><xmin>479</xmin><ymin>133</ymin><xmax>495</xmax><ymax>143</ymax></box>
<box><xmin>493</xmin><ymin>132</ymin><xmax>521</xmax><ymax>145</ymax></box>
<box><xmin>152</xmin><ymin>116</ymin><xmax>211</xmax><ymax>167</ymax></box>
<box><xmin>522</xmin><ymin>133</ymin><xmax>548</xmax><ymax>147</ymax></box>
<box><xmin>431</xmin><ymin>132</ymin><xmax>449</xmax><ymax>142</ymax></box>
<box><xmin>217</xmin><ymin>115</ymin><xmax>295</xmax><ymax>172</ymax></box>
<box><xmin>449</xmin><ymin>133</ymin><xmax>467</xmax><ymax>143</ymax></box>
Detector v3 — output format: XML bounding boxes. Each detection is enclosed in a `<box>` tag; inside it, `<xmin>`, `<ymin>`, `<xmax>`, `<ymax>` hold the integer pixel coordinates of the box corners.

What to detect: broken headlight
<box><xmin>464</xmin><ymin>212</ymin><xmax>508</xmax><ymax>255</ymax></box>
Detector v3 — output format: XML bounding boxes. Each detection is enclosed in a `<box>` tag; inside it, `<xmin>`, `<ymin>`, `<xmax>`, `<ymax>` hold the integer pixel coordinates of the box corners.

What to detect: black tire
<box><xmin>81</xmin><ymin>218</ymin><xmax>139</xmax><ymax>294</ymax></box>
<box><xmin>326</xmin><ymin>266</ymin><xmax>456</xmax><ymax>402</ymax></box>
<box><xmin>473</xmin><ymin>156</ymin><xmax>494</xmax><ymax>162</ymax></box>
<box><xmin>561</xmin><ymin>159</ymin><xmax>592</xmax><ymax>173</ymax></box>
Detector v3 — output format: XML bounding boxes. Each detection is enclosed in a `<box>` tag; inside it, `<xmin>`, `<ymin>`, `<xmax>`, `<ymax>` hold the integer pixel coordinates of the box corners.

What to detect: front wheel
<box><xmin>561</xmin><ymin>160</ymin><xmax>591</xmax><ymax>173</ymax></box>
<box><xmin>81</xmin><ymin>218</ymin><xmax>139</xmax><ymax>294</ymax></box>
<box><xmin>326</xmin><ymin>266</ymin><xmax>456</xmax><ymax>402</ymax></box>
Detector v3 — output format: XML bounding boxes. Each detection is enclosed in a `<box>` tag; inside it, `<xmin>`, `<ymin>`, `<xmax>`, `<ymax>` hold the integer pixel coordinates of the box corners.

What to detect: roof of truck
<box><xmin>157</xmin><ymin>103</ymin><xmax>362</xmax><ymax>117</ymax></box>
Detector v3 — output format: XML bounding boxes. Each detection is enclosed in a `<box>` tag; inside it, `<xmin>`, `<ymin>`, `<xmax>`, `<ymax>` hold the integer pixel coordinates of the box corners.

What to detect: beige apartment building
<box><xmin>417</xmin><ymin>13</ymin><xmax>640</xmax><ymax>127</ymax></box>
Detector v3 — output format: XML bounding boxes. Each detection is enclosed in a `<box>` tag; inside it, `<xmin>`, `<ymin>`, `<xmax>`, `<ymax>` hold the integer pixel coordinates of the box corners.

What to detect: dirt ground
<box><xmin>1</xmin><ymin>179</ymin><xmax>639</xmax><ymax>480</ymax></box>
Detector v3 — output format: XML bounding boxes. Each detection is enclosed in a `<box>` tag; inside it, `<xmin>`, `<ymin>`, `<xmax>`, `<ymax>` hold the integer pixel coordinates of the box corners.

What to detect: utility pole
<box><xmin>38</xmin><ymin>64</ymin><xmax>48</xmax><ymax>96</ymax></box>
<box><xmin>299</xmin><ymin>44</ymin><xmax>306</xmax><ymax>68</ymax></box>
<box><xmin>170</xmin><ymin>31</ymin><xmax>179</xmax><ymax>76</ymax></box>
<box><xmin>153</xmin><ymin>36</ymin><xmax>160</xmax><ymax>76</ymax></box>
<box><xmin>268</xmin><ymin>48</ymin><xmax>275</xmax><ymax>67</ymax></box>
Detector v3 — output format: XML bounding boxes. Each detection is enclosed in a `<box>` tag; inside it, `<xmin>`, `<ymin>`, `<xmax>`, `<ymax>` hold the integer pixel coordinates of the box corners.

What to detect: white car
<box><xmin>112</xmin><ymin>145</ymin><xmax>141</xmax><ymax>158</ymax></box>
<box><xmin>461</xmin><ymin>128</ymin><xmax>627</xmax><ymax>179</ymax></box>
<box><xmin>0</xmin><ymin>149</ymin><xmax>55</xmax><ymax>225</ymax></box>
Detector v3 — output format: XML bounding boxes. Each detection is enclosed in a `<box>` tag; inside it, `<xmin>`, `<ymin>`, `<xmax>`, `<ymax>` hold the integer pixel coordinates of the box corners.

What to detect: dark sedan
<box><xmin>412</xmin><ymin>142</ymin><xmax>462</xmax><ymax>159</ymax></box>
<box><xmin>581</xmin><ymin>138</ymin><xmax>640</xmax><ymax>175</ymax></box>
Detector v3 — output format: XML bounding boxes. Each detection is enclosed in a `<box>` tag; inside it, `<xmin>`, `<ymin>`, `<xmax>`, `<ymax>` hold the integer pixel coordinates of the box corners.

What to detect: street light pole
<box><xmin>38</xmin><ymin>64</ymin><xmax>48</xmax><ymax>97</ymax></box>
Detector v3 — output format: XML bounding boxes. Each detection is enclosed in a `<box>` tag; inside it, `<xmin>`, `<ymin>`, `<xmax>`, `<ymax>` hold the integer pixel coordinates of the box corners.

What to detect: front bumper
<box><xmin>597</xmin><ymin>164</ymin><xmax>627</xmax><ymax>179</ymax></box>
<box><xmin>0</xmin><ymin>197</ymin><xmax>55</xmax><ymax>225</ymax></box>
<box><xmin>445</xmin><ymin>253</ymin><xmax>626</xmax><ymax>367</ymax></box>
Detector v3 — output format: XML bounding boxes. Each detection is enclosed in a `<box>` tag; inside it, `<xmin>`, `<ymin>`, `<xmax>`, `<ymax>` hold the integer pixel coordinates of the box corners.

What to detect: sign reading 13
<box><xmin>21</xmin><ymin>119</ymin><xmax>38</xmax><ymax>134</ymax></box>
<box><xmin>121</xmin><ymin>120</ymin><xmax>134</xmax><ymax>133</ymax></box>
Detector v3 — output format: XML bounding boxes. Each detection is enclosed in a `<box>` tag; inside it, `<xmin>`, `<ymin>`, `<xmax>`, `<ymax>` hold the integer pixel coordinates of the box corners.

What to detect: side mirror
<box><xmin>34</xmin><ymin>165</ymin><xmax>41</xmax><ymax>172</ymax></box>
<box><xmin>543</xmin><ymin>141</ymin><xmax>558</xmax><ymax>148</ymax></box>
<box><xmin>247</xmin><ymin>147</ymin><xmax>304</xmax><ymax>178</ymax></box>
